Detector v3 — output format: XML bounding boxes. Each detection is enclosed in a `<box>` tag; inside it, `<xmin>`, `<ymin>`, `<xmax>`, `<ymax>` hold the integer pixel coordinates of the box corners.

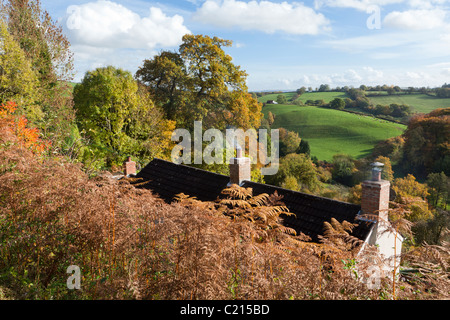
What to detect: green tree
<box><xmin>426</xmin><ymin>172</ymin><xmax>449</xmax><ymax>208</ymax></box>
<box><xmin>279</xmin><ymin>130</ymin><xmax>301</xmax><ymax>156</ymax></box>
<box><xmin>136</xmin><ymin>34</ymin><xmax>262</xmax><ymax>131</ymax></box>
<box><xmin>330</xmin><ymin>97</ymin><xmax>345</xmax><ymax>110</ymax></box>
<box><xmin>296</xmin><ymin>87</ymin><xmax>306</xmax><ymax>96</ymax></box>
<box><xmin>281</xmin><ymin>175</ymin><xmax>300</xmax><ymax>191</ymax></box>
<box><xmin>0</xmin><ymin>20</ymin><xmax>40</xmax><ymax>119</ymax></box>
<box><xmin>331</xmin><ymin>154</ymin><xmax>355</xmax><ymax>186</ymax></box>
<box><xmin>73</xmin><ymin>66</ymin><xmax>174</xmax><ymax>168</ymax></box>
<box><xmin>412</xmin><ymin>209</ymin><xmax>450</xmax><ymax>245</ymax></box>
<box><xmin>276</xmin><ymin>94</ymin><xmax>287</xmax><ymax>105</ymax></box>
<box><xmin>2</xmin><ymin>0</ymin><xmax>76</xmax><ymax>153</ymax></box>
<box><xmin>265</xmin><ymin>153</ymin><xmax>320</xmax><ymax>193</ymax></box>
<box><xmin>298</xmin><ymin>139</ymin><xmax>310</xmax><ymax>156</ymax></box>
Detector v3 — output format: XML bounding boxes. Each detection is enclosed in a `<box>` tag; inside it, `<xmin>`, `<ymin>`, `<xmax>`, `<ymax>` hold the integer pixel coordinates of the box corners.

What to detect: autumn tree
<box><xmin>267</xmin><ymin>111</ymin><xmax>275</xmax><ymax>126</ymax></box>
<box><xmin>0</xmin><ymin>20</ymin><xmax>40</xmax><ymax>119</ymax></box>
<box><xmin>73</xmin><ymin>66</ymin><xmax>175</xmax><ymax>169</ymax></box>
<box><xmin>1</xmin><ymin>0</ymin><xmax>76</xmax><ymax>153</ymax></box>
<box><xmin>136</xmin><ymin>34</ymin><xmax>262</xmax><ymax>131</ymax></box>
<box><xmin>2</xmin><ymin>0</ymin><xmax>73</xmax><ymax>85</ymax></box>
<box><xmin>392</xmin><ymin>174</ymin><xmax>433</xmax><ymax>222</ymax></box>
<box><xmin>374</xmin><ymin>155</ymin><xmax>394</xmax><ymax>182</ymax></box>
<box><xmin>402</xmin><ymin>108</ymin><xmax>450</xmax><ymax>177</ymax></box>
<box><xmin>372</xmin><ymin>135</ymin><xmax>405</xmax><ymax>163</ymax></box>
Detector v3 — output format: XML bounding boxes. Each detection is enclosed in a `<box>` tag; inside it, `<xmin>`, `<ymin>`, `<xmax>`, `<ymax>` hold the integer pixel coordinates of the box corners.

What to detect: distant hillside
<box><xmin>262</xmin><ymin>104</ymin><xmax>406</xmax><ymax>162</ymax></box>
<box><xmin>366</xmin><ymin>93</ymin><xmax>450</xmax><ymax>114</ymax></box>
<box><xmin>259</xmin><ymin>90</ymin><xmax>450</xmax><ymax>114</ymax></box>
<box><xmin>259</xmin><ymin>91</ymin><xmax>349</xmax><ymax>104</ymax></box>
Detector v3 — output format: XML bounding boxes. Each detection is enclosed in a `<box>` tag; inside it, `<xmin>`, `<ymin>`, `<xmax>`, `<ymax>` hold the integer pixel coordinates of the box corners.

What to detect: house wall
<box><xmin>374</xmin><ymin>220</ymin><xmax>403</xmax><ymax>277</ymax></box>
<box><xmin>357</xmin><ymin>221</ymin><xmax>403</xmax><ymax>286</ymax></box>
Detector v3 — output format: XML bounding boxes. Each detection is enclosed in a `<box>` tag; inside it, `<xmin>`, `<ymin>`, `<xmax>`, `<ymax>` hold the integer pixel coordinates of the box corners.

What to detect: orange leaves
<box><xmin>0</xmin><ymin>101</ymin><xmax>50</xmax><ymax>155</ymax></box>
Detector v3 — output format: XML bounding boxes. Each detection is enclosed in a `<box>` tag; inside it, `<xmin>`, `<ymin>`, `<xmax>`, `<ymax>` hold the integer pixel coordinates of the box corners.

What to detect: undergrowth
<box><xmin>0</xmin><ymin>102</ymin><xmax>448</xmax><ymax>300</ymax></box>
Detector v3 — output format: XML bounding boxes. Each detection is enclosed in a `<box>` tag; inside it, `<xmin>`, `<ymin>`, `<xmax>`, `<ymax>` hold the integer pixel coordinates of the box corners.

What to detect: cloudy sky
<box><xmin>41</xmin><ymin>0</ymin><xmax>450</xmax><ymax>91</ymax></box>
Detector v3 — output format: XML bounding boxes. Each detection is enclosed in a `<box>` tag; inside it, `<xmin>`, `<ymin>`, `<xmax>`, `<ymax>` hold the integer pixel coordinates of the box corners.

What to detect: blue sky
<box><xmin>41</xmin><ymin>0</ymin><xmax>450</xmax><ymax>91</ymax></box>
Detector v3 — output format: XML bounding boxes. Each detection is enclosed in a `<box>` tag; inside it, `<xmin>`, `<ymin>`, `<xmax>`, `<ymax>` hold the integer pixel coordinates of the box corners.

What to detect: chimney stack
<box><xmin>229</xmin><ymin>145</ymin><xmax>251</xmax><ymax>186</ymax></box>
<box><xmin>361</xmin><ymin>162</ymin><xmax>390</xmax><ymax>222</ymax></box>
<box><xmin>123</xmin><ymin>156</ymin><xmax>136</xmax><ymax>176</ymax></box>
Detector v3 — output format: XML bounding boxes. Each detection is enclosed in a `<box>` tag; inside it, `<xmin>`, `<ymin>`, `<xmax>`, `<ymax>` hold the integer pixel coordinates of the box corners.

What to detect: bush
<box><xmin>1</xmin><ymin>108</ymin><xmax>449</xmax><ymax>299</ymax></box>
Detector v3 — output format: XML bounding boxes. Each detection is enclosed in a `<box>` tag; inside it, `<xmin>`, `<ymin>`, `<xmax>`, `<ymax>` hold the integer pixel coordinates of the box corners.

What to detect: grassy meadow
<box><xmin>367</xmin><ymin>93</ymin><xmax>450</xmax><ymax>114</ymax></box>
<box><xmin>259</xmin><ymin>91</ymin><xmax>349</xmax><ymax>104</ymax></box>
<box><xmin>262</xmin><ymin>104</ymin><xmax>406</xmax><ymax>161</ymax></box>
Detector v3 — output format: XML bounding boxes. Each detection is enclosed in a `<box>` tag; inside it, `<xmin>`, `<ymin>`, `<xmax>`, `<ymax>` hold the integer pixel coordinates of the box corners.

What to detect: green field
<box><xmin>367</xmin><ymin>93</ymin><xmax>450</xmax><ymax>114</ymax></box>
<box><xmin>263</xmin><ymin>104</ymin><xmax>406</xmax><ymax>161</ymax></box>
<box><xmin>259</xmin><ymin>91</ymin><xmax>349</xmax><ymax>104</ymax></box>
<box><xmin>259</xmin><ymin>91</ymin><xmax>450</xmax><ymax>114</ymax></box>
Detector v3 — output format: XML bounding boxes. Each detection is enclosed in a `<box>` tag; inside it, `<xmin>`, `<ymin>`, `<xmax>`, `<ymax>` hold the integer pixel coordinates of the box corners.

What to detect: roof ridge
<box><xmin>242</xmin><ymin>180</ymin><xmax>361</xmax><ymax>208</ymax></box>
<box><xmin>149</xmin><ymin>158</ymin><xmax>229</xmax><ymax>179</ymax></box>
<box><xmin>149</xmin><ymin>158</ymin><xmax>361</xmax><ymax>209</ymax></box>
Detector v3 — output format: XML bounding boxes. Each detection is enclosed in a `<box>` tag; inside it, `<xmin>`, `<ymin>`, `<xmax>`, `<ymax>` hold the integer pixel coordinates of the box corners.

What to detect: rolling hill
<box><xmin>262</xmin><ymin>104</ymin><xmax>406</xmax><ymax>161</ymax></box>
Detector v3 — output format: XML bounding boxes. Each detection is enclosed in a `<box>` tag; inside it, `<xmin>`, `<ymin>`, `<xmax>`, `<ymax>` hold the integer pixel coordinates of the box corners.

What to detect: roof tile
<box><xmin>134</xmin><ymin>158</ymin><xmax>374</xmax><ymax>242</ymax></box>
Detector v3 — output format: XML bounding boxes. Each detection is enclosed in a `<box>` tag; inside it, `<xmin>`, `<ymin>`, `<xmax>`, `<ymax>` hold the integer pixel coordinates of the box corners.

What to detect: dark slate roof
<box><xmin>134</xmin><ymin>158</ymin><xmax>374</xmax><ymax>243</ymax></box>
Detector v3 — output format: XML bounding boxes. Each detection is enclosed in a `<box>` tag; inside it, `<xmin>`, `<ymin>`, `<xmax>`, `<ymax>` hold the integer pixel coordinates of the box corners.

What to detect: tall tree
<box><xmin>426</xmin><ymin>172</ymin><xmax>449</xmax><ymax>208</ymax></box>
<box><xmin>402</xmin><ymin>108</ymin><xmax>450</xmax><ymax>177</ymax></box>
<box><xmin>0</xmin><ymin>20</ymin><xmax>40</xmax><ymax>119</ymax></box>
<box><xmin>1</xmin><ymin>0</ymin><xmax>75</xmax><ymax>152</ymax></box>
<box><xmin>136</xmin><ymin>34</ymin><xmax>262</xmax><ymax>131</ymax></box>
<box><xmin>73</xmin><ymin>66</ymin><xmax>175</xmax><ymax>168</ymax></box>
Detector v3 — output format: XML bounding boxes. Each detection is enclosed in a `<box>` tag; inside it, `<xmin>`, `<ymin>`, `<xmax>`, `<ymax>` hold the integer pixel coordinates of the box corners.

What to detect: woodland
<box><xmin>0</xmin><ymin>0</ymin><xmax>448</xmax><ymax>300</ymax></box>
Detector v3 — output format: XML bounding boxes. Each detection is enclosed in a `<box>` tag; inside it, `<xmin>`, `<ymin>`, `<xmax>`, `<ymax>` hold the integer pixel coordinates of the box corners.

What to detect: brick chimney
<box><xmin>229</xmin><ymin>146</ymin><xmax>251</xmax><ymax>186</ymax></box>
<box><xmin>123</xmin><ymin>156</ymin><xmax>136</xmax><ymax>176</ymax></box>
<box><xmin>361</xmin><ymin>162</ymin><xmax>390</xmax><ymax>222</ymax></box>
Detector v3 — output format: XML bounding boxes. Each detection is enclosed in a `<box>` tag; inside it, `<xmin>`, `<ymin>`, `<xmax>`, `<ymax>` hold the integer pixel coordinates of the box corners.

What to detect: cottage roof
<box><xmin>135</xmin><ymin>158</ymin><xmax>374</xmax><ymax>242</ymax></box>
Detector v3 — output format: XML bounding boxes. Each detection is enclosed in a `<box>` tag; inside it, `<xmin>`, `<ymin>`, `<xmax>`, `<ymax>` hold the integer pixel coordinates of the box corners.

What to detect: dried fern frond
<box><xmin>220</xmin><ymin>198</ymin><xmax>252</xmax><ymax>209</ymax></box>
<box><xmin>247</xmin><ymin>193</ymin><xmax>270</xmax><ymax>206</ymax></box>
<box><xmin>174</xmin><ymin>193</ymin><xmax>197</xmax><ymax>202</ymax></box>
<box><xmin>221</xmin><ymin>184</ymin><xmax>253</xmax><ymax>200</ymax></box>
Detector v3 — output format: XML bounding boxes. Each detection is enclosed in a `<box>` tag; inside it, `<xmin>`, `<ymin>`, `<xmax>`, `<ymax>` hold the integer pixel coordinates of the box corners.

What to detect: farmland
<box><xmin>366</xmin><ymin>93</ymin><xmax>450</xmax><ymax>114</ymax></box>
<box><xmin>262</xmin><ymin>104</ymin><xmax>406</xmax><ymax>161</ymax></box>
<box><xmin>258</xmin><ymin>91</ymin><xmax>349</xmax><ymax>104</ymax></box>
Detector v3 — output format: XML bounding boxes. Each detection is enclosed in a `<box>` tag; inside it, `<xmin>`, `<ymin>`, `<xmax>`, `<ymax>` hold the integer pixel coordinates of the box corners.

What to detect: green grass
<box><xmin>258</xmin><ymin>91</ymin><xmax>349</xmax><ymax>104</ymax></box>
<box><xmin>258</xmin><ymin>92</ymin><xmax>297</xmax><ymax>103</ymax></box>
<box><xmin>367</xmin><ymin>93</ymin><xmax>450</xmax><ymax>114</ymax></box>
<box><xmin>296</xmin><ymin>92</ymin><xmax>350</xmax><ymax>103</ymax></box>
<box><xmin>263</xmin><ymin>104</ymin><xmax>406</xmax><ymax>161</ymax></box>
<box><xmin>259</xmin><ymin>91</ymin><xmax>450</xmax><ymax>114</ymax></box>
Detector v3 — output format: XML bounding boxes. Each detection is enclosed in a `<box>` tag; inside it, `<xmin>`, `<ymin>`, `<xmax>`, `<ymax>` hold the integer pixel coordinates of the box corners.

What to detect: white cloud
<box><xmin>314</xmin><ymin>0</ymin><xmax>405</xmax><ymax>11</ymax></box>
<box><xmin>407</xmin><ymin>0</ymin><xmax>449</xmax><ymax>10</ymax></box>
<box><xmin>383</xmin><ymin>9</ymin><xmax>448</xmax><ymax>30</ymax></box>
<box><xmin>193</xmin><ymin>0</ymin><xmax>331</xmax><ymax>35</ymax></box>
<box><xmin>323</xmin><ymin>32</ymin><xmax>417</xmax><ymax>53</ymax></box>
<box><xmin>62</xmin><ymin>0</ymin><xmax>191</xmax><ymax>81</ymax></box>
<box><xmin>65</xmin><ymin>1</ymin><xmax>191</xmax><ymax>49</ymax></box>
